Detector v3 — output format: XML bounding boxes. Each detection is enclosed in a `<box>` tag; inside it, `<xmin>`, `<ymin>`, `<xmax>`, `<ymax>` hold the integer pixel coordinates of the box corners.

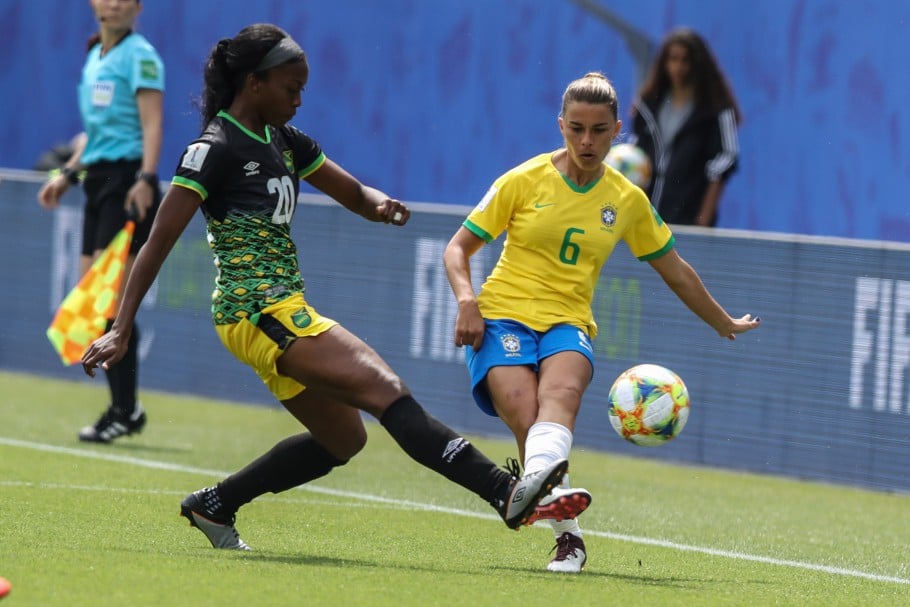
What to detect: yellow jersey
<box><xmin>464</xmin><ymin>151</ymin><xmax>674</xmax><ymax>338</ymax></box>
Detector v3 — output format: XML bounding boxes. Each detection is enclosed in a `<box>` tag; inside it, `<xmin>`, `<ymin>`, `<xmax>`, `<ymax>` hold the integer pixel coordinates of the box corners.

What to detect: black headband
<box><xmin>255</xmin><ymin>36</ymin><xmax>304</xmax><ymax>72</ymax></box>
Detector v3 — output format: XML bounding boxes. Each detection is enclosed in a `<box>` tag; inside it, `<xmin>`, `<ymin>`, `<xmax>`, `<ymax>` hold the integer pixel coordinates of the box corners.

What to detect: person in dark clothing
<box><xmin>631</xmin><ymin>27</ymin><xmax>741</xmax><ymax>226</ymax></box>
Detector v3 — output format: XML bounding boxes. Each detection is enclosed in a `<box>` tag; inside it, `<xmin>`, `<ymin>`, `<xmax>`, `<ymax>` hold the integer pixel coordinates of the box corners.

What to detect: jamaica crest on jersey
<box><xmin>282</xmin><ymin>150</ymin><xmax>295</xmax><ymax>174</ymax></box>
<box><xmin>601</xmin><ymin>202</ymin><xmax>618</xmax><ymax>230</ymax></box>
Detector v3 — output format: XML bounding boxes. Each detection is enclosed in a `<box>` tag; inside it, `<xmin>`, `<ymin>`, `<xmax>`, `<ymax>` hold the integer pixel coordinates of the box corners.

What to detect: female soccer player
<box><xmin>444</xmin><ymin>72</ymin><xmax>760</xmax><ymax>572</ymax></box>
<box><xmin>80</xmin><ymin>23</ymin><xmax>566</xmax><ymax>552</ymax></box>
<box><xmin>38</xmin><ymin>0</ymin><xmax>164</xmax><ymax>443</ymax></box>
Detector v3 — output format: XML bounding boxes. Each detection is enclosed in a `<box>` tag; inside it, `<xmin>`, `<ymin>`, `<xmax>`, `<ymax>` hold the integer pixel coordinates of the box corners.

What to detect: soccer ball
<box><xmin>605</xmin><ymin>143</ymin><xmax>652</xmax><ymax>189</ymax></box>
<box><xmin>607</xmin><ymin>363</ymin><xmax>690</xmax><ymax>447</ymax></box>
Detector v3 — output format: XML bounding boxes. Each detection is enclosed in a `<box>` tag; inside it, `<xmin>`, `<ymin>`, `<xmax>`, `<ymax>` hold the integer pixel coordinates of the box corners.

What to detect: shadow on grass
<box><xmin>242</xmin><ymin>554</ymin><xmax>752</xmax><ymax>590</ymax></box>
<box><xmin>115</xmin><ymin>544</ymin><xmax>771</xmax><ymax>590</ymax></box>
<box><xmin>241</xmin><ymin>552</ymin><xmax>380</xmax><ymax>571</ymax></box>
<box><xmin>489</xmin><ymin>564</ymin><xmax>736</xmax><ymax>588</ymax></box>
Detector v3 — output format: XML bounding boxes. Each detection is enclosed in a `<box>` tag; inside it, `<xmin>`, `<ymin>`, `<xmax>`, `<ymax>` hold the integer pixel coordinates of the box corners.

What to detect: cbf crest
<box><xmin>500</xmin><ymin>333</ymin><xmax>521</xmax><ymax>357</ymax></box>
<box><xmin>601</xmin><ymin>203</ymin><xmax>617</xmax><ymax>228</ymax></box>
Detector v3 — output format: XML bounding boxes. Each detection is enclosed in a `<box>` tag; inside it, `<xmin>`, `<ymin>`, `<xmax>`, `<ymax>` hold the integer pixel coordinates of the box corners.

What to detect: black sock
<box><xmin>104</xmin><ymin>320</ymin><xmax>138</xmax><ymax>415</ymax></box>
<box><xmin>217</xmin><ymin>433</ymin><xmax>348</xmax><ymax>512</ymax></box>
<box><xmin>379</xmin><ymin>395</ymin><xmax>512</xmax><ymax>505</ymax></box>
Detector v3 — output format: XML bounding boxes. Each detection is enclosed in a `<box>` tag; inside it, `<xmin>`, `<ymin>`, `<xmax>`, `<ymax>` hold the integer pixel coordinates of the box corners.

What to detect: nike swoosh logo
<box><xmin>534</xmin><ymin>203</ymin><xmax>556</xmax><ymax>209</ymax></box>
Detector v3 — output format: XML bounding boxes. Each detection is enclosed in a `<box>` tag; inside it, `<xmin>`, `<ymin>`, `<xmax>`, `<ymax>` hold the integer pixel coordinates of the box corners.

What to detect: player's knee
<box><xmin>361</xmin><ymin>383</ymin><xmax>410</xmax><ymax>419</ymax></box>
<box><xmin>537</xmin><ymin>384</ymin><xmax>584</xmax><ymax>419</ymax></box>
<box><xmin>347</xmin><ymin>425</ymin><xmax>368</xmax><ymax>457</ymax></box>
<box><xmin>330</xmin><ymin>425</ymin><xmax>368</xmax><ymax>461</ymax></box>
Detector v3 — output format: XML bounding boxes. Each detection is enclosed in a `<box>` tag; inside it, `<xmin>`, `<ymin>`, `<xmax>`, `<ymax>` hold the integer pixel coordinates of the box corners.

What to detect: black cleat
<box><xmin>78</xmin><ymin>404</ymin><xmax>146</xmax><ymax>443</ymax></box>
<box><xmin>180</xmin><ymin>487</ymin><xmax>251</xmax><ymax>550</ymax></box>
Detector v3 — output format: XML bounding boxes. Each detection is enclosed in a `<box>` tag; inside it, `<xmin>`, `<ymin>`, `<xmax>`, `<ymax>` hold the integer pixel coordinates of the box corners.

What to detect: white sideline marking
<box><xmin>2</xmin><ymin>436</ymin><xmax>908</xmax><ymax>585</ymax></box>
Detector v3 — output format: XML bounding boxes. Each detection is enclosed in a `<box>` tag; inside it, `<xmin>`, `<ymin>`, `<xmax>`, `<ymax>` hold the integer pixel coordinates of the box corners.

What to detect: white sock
<box><xmin>523</xmin><ymin>422</ymin><xmax>583</xmax><ymax>538</ymax></box>
<box><xmin>523</xmin><ymin>421</ymin><xmax>573</xmax><ymax>474</ymax></box>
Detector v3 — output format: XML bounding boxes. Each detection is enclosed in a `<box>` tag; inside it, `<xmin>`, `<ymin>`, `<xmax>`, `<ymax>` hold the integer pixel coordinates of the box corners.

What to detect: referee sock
<box><xmin>104</xmin><ymin>319</ymin><xmax>139</xmax><ymax>416</ymax></box>
<box><xmin>216</xmin><ymin>433</ymin><xmax>349</xmax><ymax>513</ymax></box>
<box><xmin>379</xmin><ymin>395</ymin><xmax>511</xmax><ymax>505</ymax></box>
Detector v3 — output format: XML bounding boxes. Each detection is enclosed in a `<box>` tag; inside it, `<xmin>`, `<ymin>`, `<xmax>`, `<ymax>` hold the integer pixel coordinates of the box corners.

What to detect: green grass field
<box><xmin>1</xmin><ymin>370</ymin><xmax>908</xmax><ymax>606</ymax></box>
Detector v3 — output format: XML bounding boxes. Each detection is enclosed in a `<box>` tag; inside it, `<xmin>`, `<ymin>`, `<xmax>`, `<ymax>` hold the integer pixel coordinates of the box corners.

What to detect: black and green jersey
<box><xmin>172</xmin><ymin>110</ymin><xmax>326</xmax><ymax>324</ymax></box>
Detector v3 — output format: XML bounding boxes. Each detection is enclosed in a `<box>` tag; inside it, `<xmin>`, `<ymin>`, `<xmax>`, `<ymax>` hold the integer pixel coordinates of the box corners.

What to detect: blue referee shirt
<box><xmin>78</xmin><ymin>32</ymin><xmax>165</xmax><ymax>165</ymax></box>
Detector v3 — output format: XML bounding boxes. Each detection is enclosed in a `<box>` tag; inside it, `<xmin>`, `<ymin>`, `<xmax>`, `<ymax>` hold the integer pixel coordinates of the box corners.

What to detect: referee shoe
<box><xmin>78</xmin><ymin>403</ymin><xmax>146</xmax><ymax>443</ymax></box>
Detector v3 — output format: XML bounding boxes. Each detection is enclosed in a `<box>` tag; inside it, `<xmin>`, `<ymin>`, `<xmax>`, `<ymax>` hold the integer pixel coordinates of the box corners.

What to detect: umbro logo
<box><xmin>243</xmin><ymin>161</ymin><xmax>260</xmax><ymax>176</ymax></box>
<box><xmin>511</xmin><ymin>486</ymin><xmax>526</xmax><ymax>503</ymax></box>
<box><xmin>442</xmin><ymin>438</ymin><xmax>469</xmax><ymax>462</ymax></box>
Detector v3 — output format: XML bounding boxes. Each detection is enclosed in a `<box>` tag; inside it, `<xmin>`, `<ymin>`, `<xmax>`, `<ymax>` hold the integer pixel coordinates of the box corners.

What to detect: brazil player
<box><xmin>80</xmin><ymin>23</ymin><xmax>567</xmax><ymax>552</ymax></box>
<box><xmin>37</xmin><ymin>0</ymin><xmax>163</xmax><ymax>443</ymax></box>
<box><xmin>444</xmin><ymin>72</ymin><xmax>761</xmax><ymax>572</ymax></box>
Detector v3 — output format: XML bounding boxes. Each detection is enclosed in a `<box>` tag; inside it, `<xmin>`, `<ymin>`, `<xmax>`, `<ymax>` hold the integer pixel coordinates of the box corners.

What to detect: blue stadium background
<box><xmin>1</xmin><ymin>0</ymin><xmax>908</xmax><ymax>241</ymax></box>
<box><xmin>2</xmin><ymin>0</ymin><xmax>910</xmax><ymax>494</ymax></box>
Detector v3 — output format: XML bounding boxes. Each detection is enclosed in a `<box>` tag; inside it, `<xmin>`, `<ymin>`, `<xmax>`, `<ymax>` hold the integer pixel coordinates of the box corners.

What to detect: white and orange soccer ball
<box><xmin>607</xmin><ymin>363</ymin><xmax>690</xmax><ymax>447</ymax></box>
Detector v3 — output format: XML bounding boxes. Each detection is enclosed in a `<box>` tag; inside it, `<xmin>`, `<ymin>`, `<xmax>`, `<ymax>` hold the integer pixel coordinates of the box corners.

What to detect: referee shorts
<box><xmin>214</xmin><ymin>293</ymin><xmax>339</xmax><ymax>401</ymax></box>
<box><xmin>82</xmin><ymin>159</ymin><xmax>160</xmax><ymax>256</ymax></box>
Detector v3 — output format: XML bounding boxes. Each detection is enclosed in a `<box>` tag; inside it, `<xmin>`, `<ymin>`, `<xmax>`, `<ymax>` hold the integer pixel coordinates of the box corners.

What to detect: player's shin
<box><xmin>217</xmin><ymin>432</ymin><xmax>349</xmax><ymax>512</ymax></box>
<box><xmin>379</xmin><ymin>395</ymin><xmax>511</xmax><ymax>503</ymax></box>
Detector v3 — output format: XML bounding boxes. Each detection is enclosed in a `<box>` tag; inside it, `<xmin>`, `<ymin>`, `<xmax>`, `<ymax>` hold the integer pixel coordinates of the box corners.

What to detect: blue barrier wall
<box><xmin>1</xmin><ymin>0</ymin><xmax>909</xmax><ymax>240</ymax></box>
<box><xmin>3</xmin><ymin>172</ymin><xmax>909</xmax><ymax>493</ymax></box>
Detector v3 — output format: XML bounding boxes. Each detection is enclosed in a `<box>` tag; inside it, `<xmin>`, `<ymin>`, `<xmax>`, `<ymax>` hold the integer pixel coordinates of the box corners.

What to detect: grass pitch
<box><xmin>1</xmin><ymin>370</ymin><xmax>908</xmax><ymax>606</ymax></box>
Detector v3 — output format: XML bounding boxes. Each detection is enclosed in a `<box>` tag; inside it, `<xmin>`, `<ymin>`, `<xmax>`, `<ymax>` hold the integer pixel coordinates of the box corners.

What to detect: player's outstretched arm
<box><xmin>648</xmin><ymin>249</ymin><xmax>761</xmax><ymax>340</ymax></box>
<box><xmin>81</xmin><ymin>186</ymin><xmax>201</xmax><ymax>376</ymax></box>
<box><xmin>304</xmin><ymin>158</ymin><xmax>409</xmax><ymax>225</ymax></box>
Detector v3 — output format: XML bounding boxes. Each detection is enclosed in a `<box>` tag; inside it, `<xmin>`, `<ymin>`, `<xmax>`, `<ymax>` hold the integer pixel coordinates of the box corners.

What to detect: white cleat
<box><xmin>499</xmin><ymin>459</ymin><xmax>569</xmax><ymax>529</ymax></box>
<box><xmin>547</xmin><ymin>532</ymin><xmax>587</xmax><ymax>573</ymax></box>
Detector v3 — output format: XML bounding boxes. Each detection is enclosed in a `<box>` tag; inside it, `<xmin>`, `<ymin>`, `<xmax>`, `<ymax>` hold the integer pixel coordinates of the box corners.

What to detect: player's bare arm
<box><xmin>443</xmin><ymin>227</ymin><xmax>486</xmax><ymax>349</ymax></box>
<box><xmin>649</xmin><ymin>249</ymin><xmax>760</xmax><ymax>339</ymax></box>
<box><xmin>305</xmin><ymin>159</ymin><xmax>409</xmax><ymax>224</ymax></box>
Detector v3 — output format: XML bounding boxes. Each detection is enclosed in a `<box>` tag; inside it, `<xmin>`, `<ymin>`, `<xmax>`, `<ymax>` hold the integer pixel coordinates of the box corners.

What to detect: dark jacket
<box><xmin>631</xmin><ymin>97</ymin><xmax>739</xmax><ymax>226</ymax></box>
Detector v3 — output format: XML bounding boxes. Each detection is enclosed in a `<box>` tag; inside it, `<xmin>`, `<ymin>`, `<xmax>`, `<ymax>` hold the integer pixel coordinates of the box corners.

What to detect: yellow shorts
<box><xmin>214</xmin><ymin>293</ymin><xmax>338</xmax><ymax>401</ymax></box>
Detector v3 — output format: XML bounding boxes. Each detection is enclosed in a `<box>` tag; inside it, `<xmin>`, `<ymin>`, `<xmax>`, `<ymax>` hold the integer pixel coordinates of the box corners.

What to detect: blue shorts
<box><xmin>465</xmin><ymin>319</ymin><xmax>595</xmax><ymax>417</ymax></box>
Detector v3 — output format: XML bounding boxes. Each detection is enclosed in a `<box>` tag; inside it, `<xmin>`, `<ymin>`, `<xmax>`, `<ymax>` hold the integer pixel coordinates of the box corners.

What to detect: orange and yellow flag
<box><xmin>46</xmin><ymin>221</ymin><xmax>135</xmax><ymax>365</ymax></box>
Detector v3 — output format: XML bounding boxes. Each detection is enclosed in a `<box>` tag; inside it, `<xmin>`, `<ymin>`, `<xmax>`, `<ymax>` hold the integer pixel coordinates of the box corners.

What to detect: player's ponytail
<box><xmin>200</xmin><ymin>39</ymin><xmax>236</xmax><ymax>125</ymax></box>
